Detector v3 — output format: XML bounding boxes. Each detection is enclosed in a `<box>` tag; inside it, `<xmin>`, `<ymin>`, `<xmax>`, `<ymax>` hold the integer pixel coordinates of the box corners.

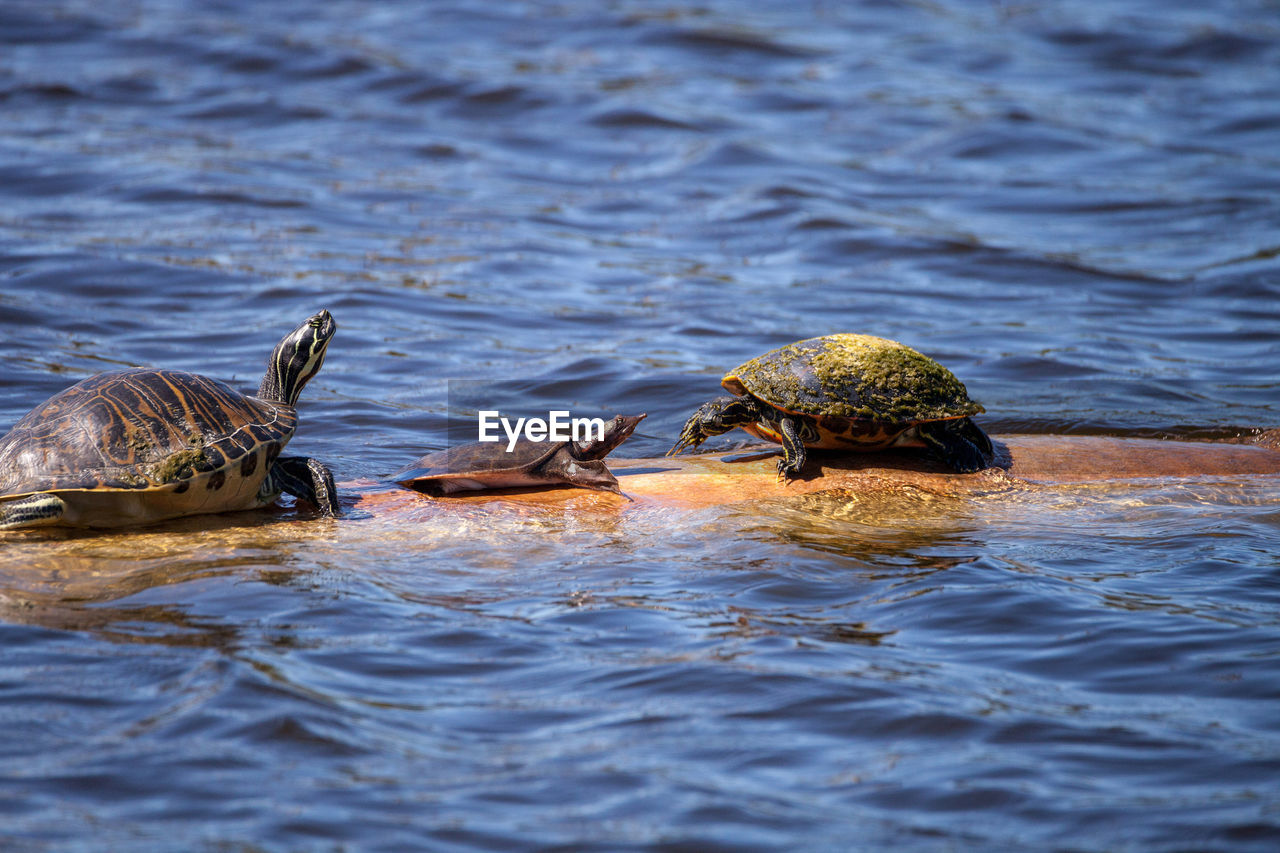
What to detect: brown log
<box><xmin>5</xmin><ymin>433</ymin><xmax>1278</xmax><ymax>615</ymax></box>
<box><xmin>351</xmin><ymin>433</ymin><xmax>1280</xmax><ymax>516</ymax></box>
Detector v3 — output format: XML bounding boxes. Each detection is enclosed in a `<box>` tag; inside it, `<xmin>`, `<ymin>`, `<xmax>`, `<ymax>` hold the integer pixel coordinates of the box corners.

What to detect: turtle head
<box><xmin>573</xmin><ymin>413</ymin><xmax>646</xmax><ymax>459</ymax></box>
<box><xmin>259</xmin><ymin>310</ymin><xmax>337</xmax><ymax>405</ymax></box>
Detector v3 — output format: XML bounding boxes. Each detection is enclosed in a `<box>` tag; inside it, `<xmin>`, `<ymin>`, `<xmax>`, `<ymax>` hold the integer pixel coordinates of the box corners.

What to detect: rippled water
<box><xmin>3</xmin><ymin>0</ymin><xmax>1280</xmax><ymax>848</ymax></box>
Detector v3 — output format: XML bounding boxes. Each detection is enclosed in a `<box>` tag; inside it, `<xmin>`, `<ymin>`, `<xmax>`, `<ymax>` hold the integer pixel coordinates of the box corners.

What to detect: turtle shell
<box><xmin>0</xmin><ymin>368</ymin><xmax>295</xmax><ymax>525</ymax></box>
<box><xmin>392</xmin><ymin>439</ymin><xmax>564</xmax><ymax>488</ymax></box>
<box><xmin>725</xmin><ymin>334</ymin><xmax>983</xmax><ymax>423</ymax></box>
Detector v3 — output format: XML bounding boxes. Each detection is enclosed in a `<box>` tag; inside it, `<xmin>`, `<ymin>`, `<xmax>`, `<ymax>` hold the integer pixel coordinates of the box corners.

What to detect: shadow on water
<box><xmin>0</xmin><ymin>507</ymin><xmax>325</xmax><ymax>640</ymax></box>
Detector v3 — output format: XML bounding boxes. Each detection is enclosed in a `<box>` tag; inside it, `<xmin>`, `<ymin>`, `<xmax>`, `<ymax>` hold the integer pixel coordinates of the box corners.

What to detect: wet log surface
<box><xmin>351</xmin><ymin>433</ymin><xmax>1280</xmax><ymax>516</ymax></box>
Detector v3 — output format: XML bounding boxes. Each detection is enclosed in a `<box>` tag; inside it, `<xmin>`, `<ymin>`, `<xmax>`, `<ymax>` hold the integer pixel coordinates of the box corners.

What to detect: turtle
<box><xmin>668</xmin><ymin>333</ymin><xmax>993</xmax><ymax>480</ymax></box>
<box><xmin>390</xmin><ymin>414</ymin><xmax>645</xmax><ymax>497</ymax></box>
<box><xmin>0</xmin><ymin>310</ymin><xmax>340</xmax><ymax>530</ymax></box>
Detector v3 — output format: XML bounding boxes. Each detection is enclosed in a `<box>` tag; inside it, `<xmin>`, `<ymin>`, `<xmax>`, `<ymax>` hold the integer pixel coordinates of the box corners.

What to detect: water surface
<box><xmin>2</xmin><ymin>0</ymin><xmax>1280</xmax><ymax>848</ymax></box>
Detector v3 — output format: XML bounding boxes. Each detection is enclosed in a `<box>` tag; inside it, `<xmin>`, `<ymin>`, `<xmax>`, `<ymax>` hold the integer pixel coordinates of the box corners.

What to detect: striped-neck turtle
<box><xmin>390</xmin><ymin>414</ymin><xmax>645</xmax><ymax>497</ymax></box>
<box><xmin>0</xmin><ymin>310</ymin><xmax>339</xmax><ymax>530</ymax></box>
<box><xmin>668</xmin><ymin>334</ymin><xmax>992</xmax><ymax>479</ymax></box>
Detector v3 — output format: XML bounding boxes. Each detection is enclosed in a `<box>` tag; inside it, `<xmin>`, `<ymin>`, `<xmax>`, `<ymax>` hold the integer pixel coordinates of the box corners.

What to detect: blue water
<box><xmin>3</xmin><ymin>0</ymin><xmax>1280</xmax><ymax>848</ymax></box>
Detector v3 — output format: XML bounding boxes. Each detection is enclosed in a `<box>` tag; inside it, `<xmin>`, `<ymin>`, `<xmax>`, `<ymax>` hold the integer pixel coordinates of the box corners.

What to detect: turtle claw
<box><xmin>667</xmin><ymin>421</ymin><xmax>708</xmax><ymax>457</ymax></box>
<box><xmin>774</xmin><ymin>455</ymin><xmax>804</xmax><ymax>484</ymax></box>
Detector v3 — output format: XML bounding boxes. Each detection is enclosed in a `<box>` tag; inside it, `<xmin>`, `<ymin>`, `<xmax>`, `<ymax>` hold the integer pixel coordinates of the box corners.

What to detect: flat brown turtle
<box><xmin>390</xmin><ymin>414</ymin><xmax>645</xmax><ymax>497</ymax></box>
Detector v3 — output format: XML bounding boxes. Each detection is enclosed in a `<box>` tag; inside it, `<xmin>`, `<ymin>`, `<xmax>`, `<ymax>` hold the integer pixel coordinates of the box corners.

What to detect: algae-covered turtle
<box><xmin>668</xmin><ymin>334</ymin><xmax>992</xmax><ymax>479</ymax></box>
<box><xmin>0</xmin><ymin>310</ymin><xmax>339</xmax><ymax>530</ymax></box>
<box><xmin>390</xmin><ymin>414</ymin><xmax>645</xmax><ymax>497</ymax></box>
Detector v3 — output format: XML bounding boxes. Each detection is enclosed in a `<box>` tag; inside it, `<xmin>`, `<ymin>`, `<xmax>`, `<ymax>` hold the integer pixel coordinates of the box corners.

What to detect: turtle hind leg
<box><xmin>918</xmin><ymin>419</ymin><xmax>991</xmax><ymax>474</ymax></box>
<box><xmin>668</xmin><ymin>395</ymin><xmax>763</xmax><ymax>456</ymax></box>
<box><xmin>958</xmin><ymin>416</ymin><xmax>993</xmax><ymax>456</ymax></box>
<box><xmin>0</xmin><ymin>493</ymin><xmax>67</xmax><ymax>530</ymax></box>
<box><xmin>271</xmin><ymin>456</ymin><xmax>340</xmax><ymax>517</ymax></box>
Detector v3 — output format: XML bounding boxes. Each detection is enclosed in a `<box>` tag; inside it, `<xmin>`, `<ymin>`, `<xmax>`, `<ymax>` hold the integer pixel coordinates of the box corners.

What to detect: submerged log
<box><xmin>353</xmin><ymin>432</ymin><xmax>1280</xmax><ymax>515</ymax></box>
<box><xmin>5</xmin><ymin>433</ymin><xmax>1278</xmax><ymax>613</ymax></box>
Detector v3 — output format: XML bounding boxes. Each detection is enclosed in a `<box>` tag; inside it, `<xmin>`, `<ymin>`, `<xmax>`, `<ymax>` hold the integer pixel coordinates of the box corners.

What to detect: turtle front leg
<box><xmin>918</xmin><ymin>418</ymin><xmax>992</xmax><ymax>474</ymax></box>
<box><xmin>775</xmin><ymin>417</ymin><xmax>808</xmax><ymax>482</ymax></box>
<box><xmin>271</xmin><ymin>456</ymin><xmax>340</xmax><ymax>517</ymax></box>
<box><xmin>0</xmin><ymin>493</ymin><xmax>67</xmax><ymax>530</ymax></box>
<box><xmin>561</xmin><ymin>457</ymin><xmax>632</xmax><ymax>501</ymax></box>
<box><xmin>667</xmin><ymin>396</ymin><xmax>763</xmax><ymax>456</ymax></box>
